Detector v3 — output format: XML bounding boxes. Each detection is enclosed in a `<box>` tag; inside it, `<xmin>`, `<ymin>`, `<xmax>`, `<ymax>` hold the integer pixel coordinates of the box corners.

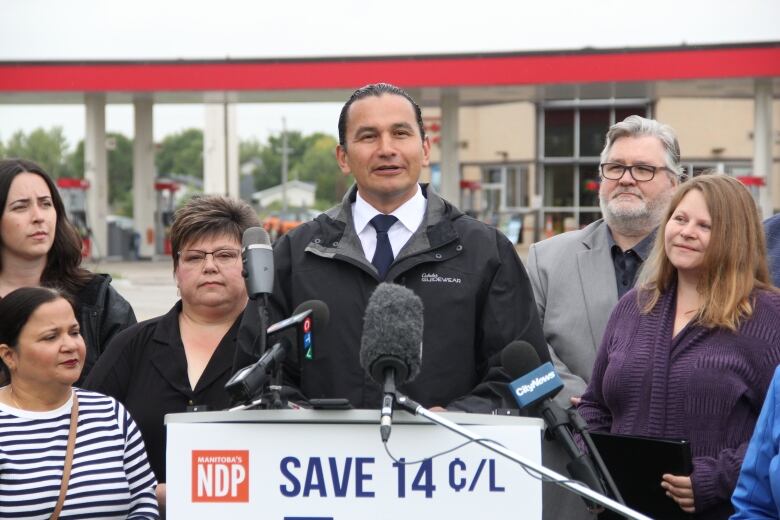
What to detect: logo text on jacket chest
<box><xmin>421</xmin><ymin>272</ymin><xmax>461</xmax><ymax>284</ymax></box>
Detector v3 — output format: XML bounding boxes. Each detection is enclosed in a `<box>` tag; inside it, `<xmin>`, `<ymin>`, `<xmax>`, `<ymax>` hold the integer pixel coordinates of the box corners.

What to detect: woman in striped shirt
<box><xmin>0</xmin><ymin>287</ymin><xmax>158</xmax><ymax>519</ymax></box>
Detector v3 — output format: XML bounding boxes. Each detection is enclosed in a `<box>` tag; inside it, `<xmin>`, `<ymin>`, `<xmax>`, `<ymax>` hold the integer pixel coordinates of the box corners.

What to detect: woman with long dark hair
<box><xmin>0</xmin><ymin>158</ymin><xmax>136</xmax><ymax>382</ymax></box>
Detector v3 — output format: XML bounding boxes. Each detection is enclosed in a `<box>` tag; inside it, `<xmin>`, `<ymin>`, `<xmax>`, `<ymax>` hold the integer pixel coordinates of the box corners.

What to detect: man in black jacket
<box><xmin>248</xmin><ymin>83</ymin><xmax>547</xmax><ymax>413</ymax></box>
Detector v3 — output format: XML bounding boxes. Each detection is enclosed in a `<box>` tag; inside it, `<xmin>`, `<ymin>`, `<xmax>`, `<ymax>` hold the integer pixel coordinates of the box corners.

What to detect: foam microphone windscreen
<box><xmin>242</xmin><ymin>226</ymin><xmax>271</xmax><ymax>248</ymax></box>
<box><xmin>359</xmin><ymin>283</ymin><xmax>424</xmax><ymax>386</ymax></box>
<box><xmin>293</xmin><ymin>300</ymin><xmax>330</xmax><ymax>330</ymax></box>
<box><xmin>500</xmin><ymin>340</ymin><xmax>543</xmax><ymax>379</ymax></box>
<box><xmin>242</xmin><ymin>226</ymin><xmax>273</xmax><ymax>299</ymax></box>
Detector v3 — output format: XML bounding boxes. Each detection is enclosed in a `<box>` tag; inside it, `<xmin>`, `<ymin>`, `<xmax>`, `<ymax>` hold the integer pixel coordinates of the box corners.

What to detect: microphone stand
<box><xmin>252</xmin><ymin>295</ymin><xmax>269</xmax><ymax>357</ymax></box>
<box><xmin>537</xmin><ymin>400</ymin><xmax>616</xmax><ymax>510</ymax></box>
<box><xmin>267</xmin><ymin>357</ymin><xmax>287</xmax><ymax>410</ymax></box>
<box><xmin>394</xmin><ymin>393</ymin><xmax>651</xmax><ymax>520</ymax></box>
<box><xmin>567</xmin><ymin>407</ymin><xmax>624</xmax><ymax>504</ymax></box>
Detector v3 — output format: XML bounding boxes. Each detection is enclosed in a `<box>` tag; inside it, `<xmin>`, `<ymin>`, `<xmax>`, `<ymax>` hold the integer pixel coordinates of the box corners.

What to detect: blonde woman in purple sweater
<box><xmin>579</xmin><ymin>174</ymin><xmax>780</xmax><ymax>520</ymax></box>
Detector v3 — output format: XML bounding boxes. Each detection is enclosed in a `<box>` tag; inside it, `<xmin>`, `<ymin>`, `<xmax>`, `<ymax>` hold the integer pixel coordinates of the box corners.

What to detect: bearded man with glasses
<box><xmin>85</xmin><ymin>195</ymin><xmax>259</xmax><ymax>513</ymax></box>
<box><xmin>526</xmin><ymin>116</ymin><xmax>682</xmax><ymax>519</ymax></box>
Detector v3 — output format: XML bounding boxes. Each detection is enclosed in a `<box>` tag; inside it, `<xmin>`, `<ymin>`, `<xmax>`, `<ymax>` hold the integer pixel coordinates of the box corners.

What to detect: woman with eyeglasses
<box><xmin>579</xmin><ymin>174</ymin><xmax>780</xmax><ymax>519</ymax></box>
<box><xmin>85</xmin><ymin>194</ymin><xmax>259</xmax><ymax>511</ymax></box>
<box><xmin>0</xmin><ymin>158</ymin><xmax>136</xmax><ymax>383</ymax></box>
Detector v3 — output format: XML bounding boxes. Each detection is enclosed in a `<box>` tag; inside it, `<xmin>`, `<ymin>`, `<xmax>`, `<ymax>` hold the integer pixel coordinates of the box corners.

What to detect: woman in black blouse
<box><xmin>85</xmin><ymin>194</ymin><xmax>259</xmax><ymax>510</ymax></box>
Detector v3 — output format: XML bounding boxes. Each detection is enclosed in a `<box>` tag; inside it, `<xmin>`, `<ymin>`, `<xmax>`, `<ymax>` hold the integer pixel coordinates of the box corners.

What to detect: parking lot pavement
<box><xmin>84</xmin><ymin>259</ymin><xmax>178</xmax><ymax>322</ymax></box>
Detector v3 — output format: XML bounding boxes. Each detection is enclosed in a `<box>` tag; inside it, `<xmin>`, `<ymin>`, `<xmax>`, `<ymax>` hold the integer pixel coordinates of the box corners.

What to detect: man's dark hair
<box><xmin>337</xmin><ymin>83</ymin><xmax>426</xmax><ymax>149</ymax></box>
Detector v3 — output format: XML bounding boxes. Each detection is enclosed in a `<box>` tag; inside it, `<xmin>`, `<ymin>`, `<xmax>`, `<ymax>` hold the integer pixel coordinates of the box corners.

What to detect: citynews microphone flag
<box><xmin>509</xmin><ymin>362</ymin><xmax>564</xmax><ymax>409</ymax></box>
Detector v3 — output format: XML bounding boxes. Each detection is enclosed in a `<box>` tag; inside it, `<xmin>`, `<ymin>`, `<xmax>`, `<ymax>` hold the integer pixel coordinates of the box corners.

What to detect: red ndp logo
<box><xmin>192</xmin><ymin>450</ymin><xmax>249</xmax><ymax>502</ymax></box>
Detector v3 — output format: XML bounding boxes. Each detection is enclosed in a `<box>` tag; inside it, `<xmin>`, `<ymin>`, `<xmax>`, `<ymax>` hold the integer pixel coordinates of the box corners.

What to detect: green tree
<box><xmin>3</xmin><ymin>127</ymin><xmax>70</xmax><ymax>177</ymax></box>
<box><xmin>250</xmin><ymin>130</ymin><xmax>311</xmax><ymax>192</ymax></box>
<box><xmin>65</xmin><ymin>132</ymin><xmax>134</xmax><ymax>215</ymax></box>
<box><xmin>239</xmin><ymin>138</ymin><xmax>264</xmax><ymax>179</ymax></box>
<box><xmin>107</xmin><ymin>133</ymin><xmax>134</xmax><ymax>215</ymax></box>
<box><xmin>64</xmin><ymin>141</ymin><xmax>85</xmax><ymax>179</ymax></box>
<box><xmin>156</xmin><ymin>128</ymin><xmax>203</xmax><ymax>179</ymax></box>
<box><xmin>246</xmin><ymin>130</ymin><xmax>344</xmax><ymax>206</ymax></box>
<box><xmin>297</xmin><ymin>133</ymin><xmax>346</xmax><ymax>204</ymax></box>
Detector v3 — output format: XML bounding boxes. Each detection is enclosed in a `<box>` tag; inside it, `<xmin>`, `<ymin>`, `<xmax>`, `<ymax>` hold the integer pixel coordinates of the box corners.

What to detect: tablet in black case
<box><xmin>589</xmin><ymin>431</ymin><xmax>692</xmax><ymax>520</ymax></box>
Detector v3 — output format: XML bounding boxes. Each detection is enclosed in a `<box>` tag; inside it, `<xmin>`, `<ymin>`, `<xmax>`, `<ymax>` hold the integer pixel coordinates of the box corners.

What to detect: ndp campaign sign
<box><xmin>167</xmin><ymin>412</ymin><xmax>544</xmax><ymax>519</ymax></box>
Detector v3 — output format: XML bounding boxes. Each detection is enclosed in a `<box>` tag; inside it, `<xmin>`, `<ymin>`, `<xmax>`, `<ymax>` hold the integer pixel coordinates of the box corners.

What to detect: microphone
<box><xmin>502</xmin><ymin>341</ymin><xmax>608</xmax><ymax>507</ymax></box>
<box><xmin>359</xmin><ymin>283</ymin><xmax>423</xmax><ymax>442</ymax></box>
<box><xmin>225</xmin><ymin>339</ymin><xmax>290</xmax><ymax>404</ymax></box>
<box><xmin>226</xmin><ymin>300</ymin><xmax>330</xmax><ymax>405</ymax></box>
<box><xmin>242</xmin><ymin>227</ymin><xmax>273</xmax><ymax>300</ymax></box>
<box><xmin>267</xmin><ymin>300</ymin><xmax>329</xmax><ymax>362</ymax></box>
<box><xmin>240</xmin><ymin>227</ymin><xmax>273</xmax><ymax>357</ymax></box>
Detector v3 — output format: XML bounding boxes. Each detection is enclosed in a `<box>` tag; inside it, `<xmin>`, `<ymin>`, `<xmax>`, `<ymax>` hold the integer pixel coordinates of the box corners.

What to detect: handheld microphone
<box><xmin>226</xmin><ymin>300</ymin><xmax>330</xmax><ymax>405</ymax></box>
<box><xmin>502</xmin><ymin>341</ymin><xmax>608</xmax><ymax>507</ymax></box>
<box><xmin>359</xmin><ymin>283</ymin><xmax>423</xmax><ymax>442</ymax></box>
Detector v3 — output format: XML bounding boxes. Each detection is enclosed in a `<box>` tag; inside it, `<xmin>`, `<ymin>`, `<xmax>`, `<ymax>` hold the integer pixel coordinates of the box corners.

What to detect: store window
<box><xmin>537</xmin><ymin>102</ymin><xmax>651</xmax><ymax>237</ymax></box>
<box><xmin>480</xmin><ymin>164</ymin><xmax>530</xmax><ymax>215</ymax></box>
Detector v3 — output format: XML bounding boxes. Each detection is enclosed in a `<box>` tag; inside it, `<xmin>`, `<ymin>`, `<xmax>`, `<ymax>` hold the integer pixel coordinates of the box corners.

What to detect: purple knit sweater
<box><xmin>579</xmin><ymin>286</ymin><xmax>780</xmax><ymax>519</ymax></box>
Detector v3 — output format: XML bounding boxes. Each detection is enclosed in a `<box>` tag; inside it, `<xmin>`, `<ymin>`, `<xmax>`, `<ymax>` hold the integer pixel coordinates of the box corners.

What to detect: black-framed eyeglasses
<box><xmin>177</xmin><ymin>248</ymin><xmax>241</xmax><ymax>267</ymax></box>
<box><xmin>599</xmin><ymin>162</ymin><xmax>671</xmax><ymax>182</ymax></box>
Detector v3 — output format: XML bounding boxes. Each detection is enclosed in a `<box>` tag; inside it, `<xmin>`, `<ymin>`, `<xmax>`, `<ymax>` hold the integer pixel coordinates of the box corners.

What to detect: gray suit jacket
<box><xmin>526</xmin><ymin>219</ymin><xmax>618</xmax><ymax>408</ymax></box>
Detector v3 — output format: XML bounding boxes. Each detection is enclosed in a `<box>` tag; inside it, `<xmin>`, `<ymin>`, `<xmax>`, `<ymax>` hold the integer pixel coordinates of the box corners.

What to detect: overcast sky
<box><xmin>1</xmin><ymin>0</ymin><xmax>778</xmax><ymax>149</ymax></box>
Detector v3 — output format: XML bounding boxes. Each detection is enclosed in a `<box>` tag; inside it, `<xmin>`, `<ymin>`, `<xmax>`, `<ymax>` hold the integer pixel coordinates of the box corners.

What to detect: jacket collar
<box><xmin>73</xmin><ymin>273</ymin><xmax>111</xmax><ymax>308</ymax></box>
<box><xmin>580</xmin><ymin>219</ymin><xmax>611</xmax><ymax>251</ymax></box>
<box><xmin>308</xmin><ymin>184</ymin><xmax>462</xmax><ymax>269</ymax></box>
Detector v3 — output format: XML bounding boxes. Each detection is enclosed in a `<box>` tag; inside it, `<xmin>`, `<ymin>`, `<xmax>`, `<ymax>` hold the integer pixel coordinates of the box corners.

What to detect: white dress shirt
<box><xmin>352</xmin><ymin>185</ymin><xmax>427</xmax><ymax>262</ymax></box>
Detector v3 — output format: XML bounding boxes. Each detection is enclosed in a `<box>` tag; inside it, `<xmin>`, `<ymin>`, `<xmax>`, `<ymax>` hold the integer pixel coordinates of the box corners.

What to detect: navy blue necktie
<box><xmin>370</xmin><ymin>214</ymin><xmax>398</xmax><ymax>280</ymax></box>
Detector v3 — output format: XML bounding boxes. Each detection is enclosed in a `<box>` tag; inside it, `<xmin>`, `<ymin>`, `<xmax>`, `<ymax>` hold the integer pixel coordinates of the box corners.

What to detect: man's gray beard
<box><xmin>600</xmin><ymin>190</ymin><xmax>671</xmax><ymax>237</ymax></box>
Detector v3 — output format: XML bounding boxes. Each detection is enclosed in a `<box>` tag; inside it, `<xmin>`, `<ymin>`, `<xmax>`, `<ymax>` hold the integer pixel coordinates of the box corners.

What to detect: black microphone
<box><xmin>226</xmin><ymin>300</ymin><xmax>330</xmax><ymax>405</ymax></box>
<box><xmin>267</xmin><ymin>300</ymin><xmax>330</xmax><ymax>337</ymax></box>
<box><xmin>359</xmin><ymin>283</ymin><xmax>423</xmax><ymax>442</ymax></box>
<box><xmin>502</xmin><ymin>341</ymin><xmax>608</xmax><ymax>508</ymax></box>
<box><xmin>225</xmin><ymin>339</ymin><xmax>290</xmax><ymax>404</ymax></box>
<box><xmin>242</xmin><ymin>227</ymin><xmax>273</xmax><ymax>300</ymax></box>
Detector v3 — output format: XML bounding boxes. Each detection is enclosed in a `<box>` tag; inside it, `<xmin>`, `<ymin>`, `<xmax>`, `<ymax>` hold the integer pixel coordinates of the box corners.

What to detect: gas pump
<box><xmin>154</xmin><ymin>180</ymin><xmax>180</xmax><ymax>255</ymax></box>
<box><xmin>56</xmin><ymin>177</ymin><xmax>91</xmax><ymax>258</ymax></box>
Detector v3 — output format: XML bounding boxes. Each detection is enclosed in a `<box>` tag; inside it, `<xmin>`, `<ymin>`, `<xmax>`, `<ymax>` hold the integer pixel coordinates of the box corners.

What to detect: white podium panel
<box><xmin>166</xmin><ymin>410</ymin><xmax>543</xmax><ymax>520</ymax></box>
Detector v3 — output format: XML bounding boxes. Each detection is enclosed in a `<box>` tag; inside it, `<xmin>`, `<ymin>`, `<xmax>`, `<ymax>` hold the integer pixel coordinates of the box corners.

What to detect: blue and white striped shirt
<box><xmin>0</xmin><ymin>388</ymin><xmax>159</xmax><ymax>519</ymax></box>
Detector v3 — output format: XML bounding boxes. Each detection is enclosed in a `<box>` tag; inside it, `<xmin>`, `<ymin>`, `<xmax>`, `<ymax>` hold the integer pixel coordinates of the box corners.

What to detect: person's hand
<box><xmin>570</xmin><ymin>396</ymin><xmax>581</xmax><ymax>407</ymax></box>
<box><xmin>429</xmin><ymin>406</ymin><xmax>447</xmax><ymax>412</ymax></box>
<box><xmin>661</xmin><ymin>473</ymin><xmax>695</xmax><ymax>513</ymax></box>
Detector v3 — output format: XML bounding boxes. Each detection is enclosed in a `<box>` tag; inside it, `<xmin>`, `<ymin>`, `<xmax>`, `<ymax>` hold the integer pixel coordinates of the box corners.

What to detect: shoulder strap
<box><xmin>50</xmin><ymin>392</ymin><xmax>78</xmax><ymax>520</ymax></box>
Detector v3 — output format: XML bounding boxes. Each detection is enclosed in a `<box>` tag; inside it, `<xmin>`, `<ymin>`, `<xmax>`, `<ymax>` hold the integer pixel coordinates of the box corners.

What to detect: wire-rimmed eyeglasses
<box><xmin>177</xmin><ymin>248</ymin><xmax>241</xmax><ymax>267</ymax></box>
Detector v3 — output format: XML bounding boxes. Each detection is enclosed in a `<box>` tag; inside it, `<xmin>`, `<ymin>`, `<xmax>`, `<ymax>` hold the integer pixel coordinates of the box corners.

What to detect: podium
<box><xmin>166</xmin><ymin>409</ymin><xmax>544</xmax><ymax>519</ymax></box>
